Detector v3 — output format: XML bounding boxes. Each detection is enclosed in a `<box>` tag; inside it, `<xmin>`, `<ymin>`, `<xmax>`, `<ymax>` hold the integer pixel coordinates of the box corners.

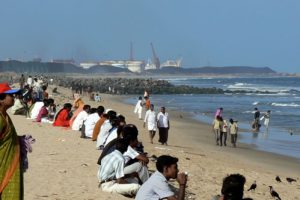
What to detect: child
<box><xmin>229</xmin><ymin>118</ymin><xmax>238</xmax><ymax>148</ymax></box>
<box><xmin>220</xmin><ymin>118</ymin><xmax>228</xmax><ymax>146</ymax></box>
<box><xmin>212</xmin><ymin>116</ymin><xmax>223</xmax><ymax>145</ymax></box>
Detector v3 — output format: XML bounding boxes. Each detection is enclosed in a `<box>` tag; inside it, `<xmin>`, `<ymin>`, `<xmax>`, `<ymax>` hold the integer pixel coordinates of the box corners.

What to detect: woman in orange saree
<box><xmin>0</xmin><ymin>83</ymin><xmax>23</xmax><ymax>200</ymax></box>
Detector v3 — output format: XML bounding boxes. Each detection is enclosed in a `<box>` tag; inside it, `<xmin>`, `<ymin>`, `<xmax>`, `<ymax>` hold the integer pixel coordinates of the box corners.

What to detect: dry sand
<box><xmin>11</xmin><ymin>85</ymin><xmax>299</xmax><ymax>200</ymax></box>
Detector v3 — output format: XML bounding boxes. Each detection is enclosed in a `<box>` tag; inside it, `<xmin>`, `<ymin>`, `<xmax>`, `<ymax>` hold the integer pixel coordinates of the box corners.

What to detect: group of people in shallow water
<box><xmin>212</xmin><ymin>107</ymin><xmax>271</xmax><ymax>148</ymax></box>
<box><xmin>1</xmin><ymin>76</ymin><xmax>257</xmax><ymax>200</ymax></box>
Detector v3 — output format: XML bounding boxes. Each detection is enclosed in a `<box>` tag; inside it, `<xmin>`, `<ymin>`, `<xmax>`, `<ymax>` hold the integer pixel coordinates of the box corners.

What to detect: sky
<box><xmin>0</xmin><ymin>0</ymin><xmax>300</xmax><ymax>73</ymax></box>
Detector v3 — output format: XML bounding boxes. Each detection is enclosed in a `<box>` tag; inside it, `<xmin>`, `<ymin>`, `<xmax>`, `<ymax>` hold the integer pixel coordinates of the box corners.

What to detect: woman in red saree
<box><xmin>53</xmin><ymin>103</ymin><xmax>72</xmax><ymax>127</ymax></box>
<box><xmin>0</xmin><ymin>83</ymin><xmax>23</xmax><ymax>200</ymax></box>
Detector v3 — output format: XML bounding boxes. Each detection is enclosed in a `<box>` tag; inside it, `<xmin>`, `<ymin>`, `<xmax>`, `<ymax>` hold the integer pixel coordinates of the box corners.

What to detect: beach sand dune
<box><xmin>14</xmin><ymin>86</ymin><xmax>299</xmax><ymax>199</ymax></box>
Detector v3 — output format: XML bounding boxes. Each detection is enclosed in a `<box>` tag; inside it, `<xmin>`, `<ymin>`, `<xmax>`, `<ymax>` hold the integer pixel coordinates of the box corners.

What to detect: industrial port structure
<box><xmin>79</xmin><ymin>43</ymin><xmax>182</xmax><ymax>73</ymax></box>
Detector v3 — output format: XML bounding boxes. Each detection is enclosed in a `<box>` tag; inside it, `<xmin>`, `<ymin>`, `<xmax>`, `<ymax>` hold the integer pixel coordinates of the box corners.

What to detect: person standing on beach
<box><xmin>144</xmin><ymin>104</ymin><xmax>157</xmax><ymax>144</ymax></box>
<box><xmin>262</xmin><ymin>110</ymin><xmax>271</xmax><ymax>131</ymax></box>
<box><xmin>144</xmin><ymin>96</ymin><xmax>151</xmax><ymax>111</ymax></box>
<box><xmin>0</xmin><ymin>83</ymin><xmax>24</xmax><ymax>199</ymax></box>
<box><xmin>212</xmin><ymin>116</ymin><xmax>223</xmax><ymax>145</ymax></box>
<box><xmin>215</xmin><ymin>107</ymin><xmax>223</xmax><ymax>118</ymax></box>
<box><xmin>134</xmin><ymin>96</ymin><xmax>143</xmax><ymax>120</ymax></box>
<box><xmin>229</xmin><ymin>119</ymin><xmax>238</xmax><ymax>148</ymax></box>
<box><xmin>157</xmin><ymin>107</ymin><xmax>170</xmax><ymax>145</ymax></box>
<box><xmin>220</xmin><ymin>118</ymin><xmax>228</xmax><ymax>146</ymax></box>
<box><xmin>135</xmin><ymin>155</ymin><xmax>188</xmax><ymax>200</ymax></box>
<box><xmin>252</xmin><ymin>107</ymin><xmax>260</xmax><ymax>131</ymax></box>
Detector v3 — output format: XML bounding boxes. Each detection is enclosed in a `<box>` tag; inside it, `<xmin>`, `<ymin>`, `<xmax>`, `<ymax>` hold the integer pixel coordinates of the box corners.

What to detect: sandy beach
<box><xmin>14</xmin><ymin>85</ymin><xmax>300</xmax><ymax>199</ymax></box>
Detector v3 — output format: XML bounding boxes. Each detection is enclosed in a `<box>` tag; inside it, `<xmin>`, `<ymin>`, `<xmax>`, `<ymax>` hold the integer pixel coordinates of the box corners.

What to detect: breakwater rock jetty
<box><xmin>56</xmin><ymin>77</ymin><xmax>224</xmax><ymax>95</ymax></box>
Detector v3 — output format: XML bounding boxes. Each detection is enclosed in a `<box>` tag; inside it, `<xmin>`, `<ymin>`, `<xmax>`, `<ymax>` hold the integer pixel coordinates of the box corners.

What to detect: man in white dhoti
<box><xmin>143</xmin><ymin>104</ymin><xmax>157</xmax><ymax>144</ymax></box>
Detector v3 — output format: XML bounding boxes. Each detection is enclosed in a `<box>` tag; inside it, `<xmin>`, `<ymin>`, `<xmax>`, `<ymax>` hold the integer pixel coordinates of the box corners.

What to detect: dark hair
<box><xmin>221</xmin><ymin>174</ymin><xmax>246</xmax><ymax>200</ymax></box>
<box><xmin>83</xmin><ymin>105</ymin><xmax>91</xmax><ymax>111</ymax></box>
<box><xmin>107</xmin><ymin>110</ymin><xmax>117</xmax><ymax>120</ymax></box>
<box><xmin>89</xmin><ymin>108</ymin><xmax>97</xmax><ymax>114</ymax></box>
<box><xmin>0</xmin><ymin>93</ymin><xmax>6</xmax><ymax>100</ymax></box>
<box><xmin>115</xmin><ymin>138</ymin><xmax>129</xmax><ymax>154</ymax></box>
<box><xmin>122</xmin><ymin>124</ymin><xmax>138</xmax><ymax>142</ymax></box>
<box><xmin>47</xmin><ymin>98</ymin><xmax>54</xmax><ymax>105</ymax></box>
<box><xmin>43</xmin><ymin>99</ymin><xmax>49</xmax><ymax>107</ymax></box>
<box><xmin>97</xmin><ymin>106</ymin><xmax>105</xmax><ymax>115</ymax></box>
<box><xmin>63</xmin><ymin>103</ymin><xmax>72</xmax><ymax>109</ymax></box>
<box><xmin>109</xmin><ymin>114</ymin><xmax>119</xmax><ymax>127</ymax></box>
<box><xmin>156</xmin><ymin>155</ymin><xmax>178</xmax><ymax>173</ymax></box>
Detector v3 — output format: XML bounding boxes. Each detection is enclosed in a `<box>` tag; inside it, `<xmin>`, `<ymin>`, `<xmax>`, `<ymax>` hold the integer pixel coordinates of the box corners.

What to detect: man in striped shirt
<box><xmin>97</xmin><ymin>138</ymin><xmax>140</xmax><ymax>196</ymax></box>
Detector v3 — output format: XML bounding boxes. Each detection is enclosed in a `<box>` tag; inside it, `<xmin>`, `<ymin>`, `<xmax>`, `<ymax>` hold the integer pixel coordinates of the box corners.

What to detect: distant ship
<box><xmin>160</xmin><ymin>58</ymin><xmax>182</xmax><ymax>68</ymax></box>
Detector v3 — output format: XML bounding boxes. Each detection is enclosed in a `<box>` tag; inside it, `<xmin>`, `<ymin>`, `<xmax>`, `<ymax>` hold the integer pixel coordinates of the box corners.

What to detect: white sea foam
<box><xmin>252</xmin><ymin>101</ymin><xmax>259</xmax><ymax>105</ymax></box>
<box><xmin>271</xmin><ymin>103</ymin><xmax>300</xmax><ymax>107</ymax></box>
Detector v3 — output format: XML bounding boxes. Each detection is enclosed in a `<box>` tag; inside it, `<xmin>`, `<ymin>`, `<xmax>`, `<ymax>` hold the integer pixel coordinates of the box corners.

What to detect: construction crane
<box><xmin>129</xmin><ymin>41</ymin><xmax>134</xmax><ymax>61</ymax></box>
<box><xmin>150</xmin><ymin>42</ymin><xmax>160</xmax><ymax>69</ymax></box>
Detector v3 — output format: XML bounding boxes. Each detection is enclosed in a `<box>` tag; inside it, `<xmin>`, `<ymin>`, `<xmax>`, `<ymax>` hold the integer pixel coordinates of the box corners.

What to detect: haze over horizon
<box><xmin>1</xmin><ymin>0</ymin><xmax>300</xmax><ymax>73</ymax></box>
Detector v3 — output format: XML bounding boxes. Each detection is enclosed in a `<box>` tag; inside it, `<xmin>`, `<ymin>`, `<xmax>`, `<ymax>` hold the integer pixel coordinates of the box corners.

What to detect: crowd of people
<box><xmin>1</xmin><ymin>74</ymin><xmax>272</xmax><ymax>200</ymax></box>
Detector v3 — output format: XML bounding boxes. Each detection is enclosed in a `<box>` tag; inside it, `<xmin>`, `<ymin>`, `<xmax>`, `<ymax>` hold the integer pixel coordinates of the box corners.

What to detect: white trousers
<box><xmin>101</xmin><ymin>180</ymin><xmax>140</xmax><ymax>196</ymax></box>
<box><xmin>124</xmin><ymin>162</ymin><xmax>149</xmax><ymax>183</ymax></box>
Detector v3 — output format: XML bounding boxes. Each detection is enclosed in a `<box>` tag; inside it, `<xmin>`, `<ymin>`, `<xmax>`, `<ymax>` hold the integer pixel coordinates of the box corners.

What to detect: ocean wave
<box><xmin>252</xmin><ymin>101</ymin><xmax>259</xmax><ymax>105</ymax></box>
<box><xmin>271</xmin><ymin>103</ymin><xmax>300</xmax><ymax>107</ymax></box>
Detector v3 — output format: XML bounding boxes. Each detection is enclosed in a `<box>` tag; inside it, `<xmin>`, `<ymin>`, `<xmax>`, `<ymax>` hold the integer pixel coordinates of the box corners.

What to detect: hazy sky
<box><xmin>0</xmin><ymin>0</ymin><xmax>300</xmax><ymax>73</ymax></box>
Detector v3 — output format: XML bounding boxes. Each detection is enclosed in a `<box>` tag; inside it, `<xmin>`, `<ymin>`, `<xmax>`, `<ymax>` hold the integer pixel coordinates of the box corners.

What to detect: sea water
<box><xmin>125</xmin><ymin>77</ymin><xmax>300</xmax><ymax>160</ymax></box>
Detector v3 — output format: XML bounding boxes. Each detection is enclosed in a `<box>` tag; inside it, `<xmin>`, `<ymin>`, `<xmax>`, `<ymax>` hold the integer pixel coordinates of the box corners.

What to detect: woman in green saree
<box><xmin>0</xmin><ymin>83</ymin><xmax>23</xmax><ymax>200</ymax></box>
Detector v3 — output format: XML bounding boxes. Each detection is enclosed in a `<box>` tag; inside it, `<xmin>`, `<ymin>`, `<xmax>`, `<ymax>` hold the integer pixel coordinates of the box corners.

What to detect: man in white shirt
<box><xmin>135</xmin><ymin>155</ymin><xmax>187</xmax><ymax>200</ymax></box>
<box><xmin>72</xmin><ymin>105</ymin><xmax>90</xmax><ymax>131</ymax></box>
<box><xmin>83</xmin><ymin>106</ymin><xmax>104</xmax><ymax>138</ymax></box>
<box><xmin>122</xmin><ymin>124</ymin><xmax>149</xmax><ymax>184</ymax></box>
<box><xmin>143</xmin><ymin>104</ymin><xmax>157</xmax><ymax>144</ymax></box>
<box><xmin>157</xmin><ymin>107</ymin><xmax>170</xmax><ymax>145</ymax></box>
<box><xmin>96</xmin><ymin>110</ymin><xmax>116</xmax><ymax>149</ymax></box>
<box><xmin>134</xmin><ymin>96</ymin><xmax>143</xmax><ymax>120</ymax></box>
<box><xmin>98</xmin><ymin>138</ymin><xmax>140</xmax><ymax>197</ymax></box>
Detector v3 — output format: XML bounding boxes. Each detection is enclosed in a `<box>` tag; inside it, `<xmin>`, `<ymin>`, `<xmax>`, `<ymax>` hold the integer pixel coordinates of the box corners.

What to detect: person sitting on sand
<box><xmin>53</xmin><ymin>103</ymin><xmax>72</xmax><ymax>127</ymax></box>
<box><xmin>35</xmin><ymin>99</ymin><xmax>50</xmax><ymax>122</ymax></box>
<box><xmin>144</xmin><ymin>104</ymin><xmax>157</xmax><ymax>144</ymax></box>
<box><xmin>94</xmin><ymin>93</ymin><xmax>101</xmax><ymax>102</ymax></box>
<box><xmin>212</xmin><ymin>174</ymin><xmax>251</xmax><ymax>200</ymax></box>
<box><xmin>122</xmin><ymin>124</ymin><xmax>149</xmax><ymax>184</ymax></box>
<box><xmin>82</xmin><ymin>106</ymin><xmax>104</xmax><ymax>138</ymax></box>
<box><xmin>135</xmin><ymin>155</ymin><xmax>188</xmax><ymax>200</ymax></box>
<box><xmin>92</xmin><ymin>113</ymin><xmax>108</xmax><ymax>141</ymax></box>
<box><xmin>97</xmin><ymin>138</ymin><xmax>140</xmax><ymax>197</ymax></box>
<box><xmin>71</xmin><ymin>104</ymin><xmax>90</xmax><ymax>131</ymax></box>
<box><xmin>229</xmin><ymin>119</ymin><xmax>238</xmax><ymax>148</ymax></box>
<box><xmin>29</xmin><ymin>100</ymin><xmax>44</xmax><ymax>120</ymax></box>
<box><xmin>11</xmin><ymin>93</ymin><xmax>28</xmax><ymax>116</ymax></box>
<box><xmin>69</xmin><ymin>97</ymin><xmax>85</xmax><ymax>128</ymax></box>
<box><xmin>96</xmin><ymin>110</ymin><xmax>117</xmax><ymax>149</ymax></box>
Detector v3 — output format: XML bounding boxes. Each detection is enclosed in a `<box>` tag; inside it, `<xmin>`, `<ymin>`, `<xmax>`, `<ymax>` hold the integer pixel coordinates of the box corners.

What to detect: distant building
<box><xmin>51</xmin><ymin>59</ymin><xmax>75</xmax><ymax>64</ymax></box>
